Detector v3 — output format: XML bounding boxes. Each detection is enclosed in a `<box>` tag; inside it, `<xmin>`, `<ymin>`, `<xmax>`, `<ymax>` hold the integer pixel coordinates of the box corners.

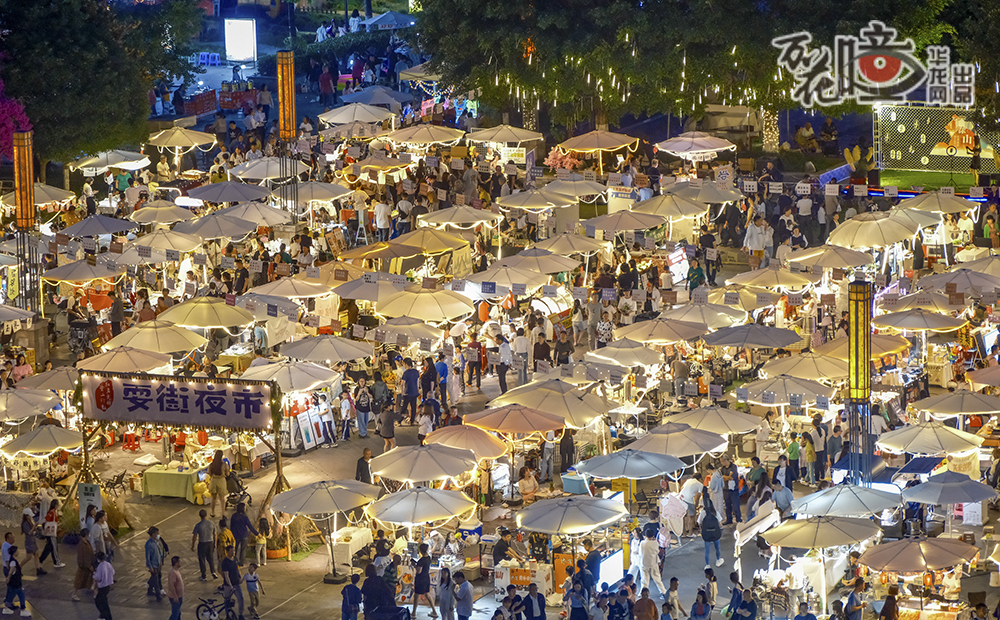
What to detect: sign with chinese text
<box><xmin>81</xmin><ymin>373</ymin><xmax>273</xmax><ymax>430</ymax></box>
<box><xmin>773</xmin><ymin>21</ymin><xmax>975</xmax><ymax>108</ymax></box>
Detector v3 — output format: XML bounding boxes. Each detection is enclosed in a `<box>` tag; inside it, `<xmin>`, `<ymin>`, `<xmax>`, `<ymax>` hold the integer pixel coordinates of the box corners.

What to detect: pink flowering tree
<box><xmin>0</xmin><ymin>79</ymin><xmax>31</xmax><ymax>161</ymax></box>
<box><xmin>543</xmin><ymin>148</ymin><xmax>581</xmax><ymax>170</ymax></box>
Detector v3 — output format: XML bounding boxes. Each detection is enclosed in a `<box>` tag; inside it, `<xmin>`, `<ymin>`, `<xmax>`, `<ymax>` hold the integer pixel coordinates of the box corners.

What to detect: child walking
<box><xmin>244</xmin><ymin>563</ymin><xmax>264</xmax><ymax>619</ymax></box>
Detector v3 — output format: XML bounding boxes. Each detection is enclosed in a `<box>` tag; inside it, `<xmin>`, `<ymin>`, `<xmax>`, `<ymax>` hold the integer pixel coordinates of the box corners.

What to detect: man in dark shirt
<box><xmin>553</xmin><ymin>331</ymin><xmax>574</xmax><ymax>366</ymax></box>
<box><xmin>609</xmin><ymin>589</ymin><xmax>634</xmax><ymax>620</ymax></box>
<box><xmin>720</xmin><ymin>455</ymin><xmax>742</xmax><ymax>525</ymax></box>
<box><xmin>233</xmin><ymin>259</ymin><xmax>250</xmax><ymax>295</ymax></box>
<box><xmin>221</xmin><ymin>546</ymin><xmax>244</xmax><ymax>618</ymax></box>
<box><xmin>532</xmin><ymin>334</ymin><xmax>551</xmax><ymax>371</ymax></box>
<box><xmin>698</xmin><ymin>224</ymin><xmax>718</xmax><ymax>287</ymax></box>
<box><xmin>355</xmin><ymin>447</ymin><xmax>372</xmax><ymax>484</ymax></box>
<box><xmin>401</xmin><ymin>358</ymin><xmax>420</xmax><ymax>424</ymax></box>
<box><xmin>493</xmin><ymin>530</ymin><xmax>522</xmax><ymax>565</ymax></box>
<box><xmin>736</xmin><ymin>587</ymin><xmax>757</xmax><ymax>620</ymax></box>
<box><xmin>373</xmin><ymin>531</ymin><xmax>391</xmax><ymax>559</ymax></box>
<box><xmin>574</xmin><ymin>559</ymin><xmax>595</xmax><ymax>599</ymax></box>
<box><xmin>583</xmin><ymin>538</ymin><xmax>602</xmax><ymax>587</ymax></box>
<box><xmin>593</xmin><ymin>267</ymin><xmax>615</xmax><ymax>291</ymax></box>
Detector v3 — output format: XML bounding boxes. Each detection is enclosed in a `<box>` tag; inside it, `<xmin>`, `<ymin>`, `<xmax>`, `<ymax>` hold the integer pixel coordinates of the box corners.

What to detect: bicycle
<box><xmin>195</xmin><ymin>596</ymin><xmax>238</xmax><ymax>620</ymax></box>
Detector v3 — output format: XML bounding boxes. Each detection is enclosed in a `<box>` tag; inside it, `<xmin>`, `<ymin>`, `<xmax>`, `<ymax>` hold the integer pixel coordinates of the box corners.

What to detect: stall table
<box><xmin>141</xmin><ymin>464</ymin><xmax>204</xmax><ymax>504</ymax></box>
<box><xmin>493</xmin><ymin>562</ymin><xmax>554</xmax><ymax>601</ymax></box>
<box><xmin>898</xmin><ymin>598</ymin><xmax>971</xmax><ymax>620</ymax></box>
<box><xmin>185</xmin><ymin>90</ymin><xmax>218</xmax><ymax>118</ymax></box>
<box><xmin>332</xmin><ymin>526</ymin><xmax>374</xmax><ymax>570</ymax></box>
<box><xmin>220</xmin><ymin>89</ymin><xmax>257</xmax><ymax>112</ymax></box>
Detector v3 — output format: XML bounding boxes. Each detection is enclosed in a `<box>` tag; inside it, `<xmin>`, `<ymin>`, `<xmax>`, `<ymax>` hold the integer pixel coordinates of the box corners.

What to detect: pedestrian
<box><xmin>719</xmin><ymin>455</ymin><xmax>742</xmax><ymax>525</ymax></box>
<box><xmin>94</xmin><ymin>551</ymin><xmax>115</xmax><ymax>620</ymax></box>
<box><xmin>668</xmin><ymin>578</ymin><xmax>687</xmax><ymax>618</ymax></box>
<box><xmin>418</xmin><ymin>404</ymin><xmax>435</xmax><ymax>445</ymax></box>
<box><xmin>704</xmin><ymin>569</ymin><xmax>718</xmax><ymax>615</ymax></box>
<box><xmin>356</xmin><ymin>448</ymin><xmax>373</xmax><ymax>485</ymax></box>
<box><xmin>353</xmin><ymin>376</ymin><xmax>373</xmax><ymax>438</ymax></box>
<box><xmin>217</xmin><ymin>517</ymin><xmax>235</xmax><ymax>570</ymax></box>
<box><xmin>3</xmin><ymin>545</ymin><xmax>27</xmax><ymax>616</ymax></box>
<box><xmin>639</xmin><ymin>530</ymin><xmax>667</xmax><ymax>599</ymax></box>
<box><xmin>340</xmin><ymin>389</ymin><xmax>356</xmax><ymax>441</ymax></box>
<box><xmin>191</xmin><ymin>509</ymin><xmax>218</xmax><ymax>581</ymax></box>
<box><xmin>221</xmin><ymin>546</ymin><xmax>245</xmax><ymax>619</ymax></box>
<box><xmin>167</xmin><ymin>556</ymin><xmax>183</xmax><ymax>620</ymax></box>
<box><xmin>73</xmin><ymin>529</ymin><xmax>95</xmax><ymax>601</ymax></box>
<box><xmin>229</xmin><ymin>503</ymin><xmax>258</xmax><ymax>567</ymax></box>
<box><xmin>699</xmin><ymin>494</ymin><xmax>723</xmax><ymax>570</ymax></box>
<box><xmin>208</xmin><ymin>450</ymin><xmax>231</xmax><ymax>518</ymax></box>
<box><xmin>636</xmin><ymin>588</ymin><xmax>658</xmax><ymax>620</ymax></box>
<box><xmin>690</xmin><ymin>591</ymin><xmax>711</xmax><ymax>620</ymax></box>
<box><xmin>342</xmin><ymin>572</ymin><xmax>362</xmax><ymax>620</ymax></box>
<box><xmin>253</xmin><ymin>519</ymin><xmax>269</xmax><ymax>567</ymax></box>
<box><xmin>401</xmin><ymin>357</ymin><xmax>420</xmax><ymax>424</ymax></box>
<box><xmin>19</xmin><ymin>512</ymin><xmax>41</xmax><ymax>577</ymax></box>
<box><xmin>38</xmin><ymin>499</ymin><xmax>63</xmax><ymax>569</ymax></box>
<box><xmin>437</xmin><ymin>567</ymin><xmax>456</xmax><ymax>620</ymax></box>
<box><xmin>411</xmin><ymin>543</ymin><xmax>438</xmax><ymax>618</ymax></box>
<box><xmin>145</xmin><ymin>527</ymin><xmax>165</xmax><ymax>602</ymax></box>
<box><xmin>244</xmin><ymin>563</ymin><xmax>264</xmax><ymax>619</ymax></box>
<box><xmin>560</xmin><ymin>429</ymin><xmax>576</xmax><ymax>473</ymax></box>
<box><xmin>455</xmin><ymin>572</ymin><xmax>473</xmax><ymax>620</ymax></box>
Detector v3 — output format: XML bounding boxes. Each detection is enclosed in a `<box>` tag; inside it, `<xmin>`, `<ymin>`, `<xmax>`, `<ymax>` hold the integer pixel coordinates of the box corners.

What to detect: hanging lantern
<box><xmin>880</xmin><ymin>572</ymin><xmax>888</xmax><ymax>585</ymax></box>
<box><xmin>923</xmin><ymin>572</ymin><xmax>934</xmax><ymax>587</ymax></box>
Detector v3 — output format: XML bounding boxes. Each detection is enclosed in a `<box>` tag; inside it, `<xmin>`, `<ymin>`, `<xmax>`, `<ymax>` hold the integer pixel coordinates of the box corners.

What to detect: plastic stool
<box><xmin>198</xmin><ymin>52</ymin><xmax>210</xmax><ymax>65</ymax></box>
<box><xmin>208</xmin><ymin>53</ymin><xmax>222</xmax><ymax>66</ymax></box>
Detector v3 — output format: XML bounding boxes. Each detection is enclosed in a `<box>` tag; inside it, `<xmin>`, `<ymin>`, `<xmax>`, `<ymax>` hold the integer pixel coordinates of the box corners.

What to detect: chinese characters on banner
<box><xmin>80</xmin><ymin>373</ymin><xmax>273</xmax><ymax>430</ymax></box>
<box><xmin>772</xmin><ymin>21</ymin><xmax>974</xmax><ymax>108</ymax></box>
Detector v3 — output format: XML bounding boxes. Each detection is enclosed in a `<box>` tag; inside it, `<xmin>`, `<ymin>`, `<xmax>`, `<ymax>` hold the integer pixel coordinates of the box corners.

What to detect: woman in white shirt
<box><xmin>417</xmin><ymin>406</ymin><xmax>435</xmax><ymax>445</ymax></box>
<box><xmin>517</xmin><ymin>467</ymin><xmax>539</xmax><ymax>503</ymax></box>
<box><xmin>299</xmin><ymin>116</ymin><xmax>314</xmax><ymax>134</ymax></box>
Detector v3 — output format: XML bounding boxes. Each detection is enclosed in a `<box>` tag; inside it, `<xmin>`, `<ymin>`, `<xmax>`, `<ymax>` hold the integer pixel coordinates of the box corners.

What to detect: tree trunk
<box><xmin>38</xmin><ymin>158</ymin><xmax>49</xmax><ymax>184</ymax></box>
<box><xmin>364</xmin><ymin>0</ymin><xmax>372</xmax><ymax>18</ymax></box>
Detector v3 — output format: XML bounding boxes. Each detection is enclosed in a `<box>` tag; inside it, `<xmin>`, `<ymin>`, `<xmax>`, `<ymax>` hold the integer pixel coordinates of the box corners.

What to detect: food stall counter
<box><xmin>898</xmin><ymin>597</ymin><xmax>970</xmax><ymax>620</ymax></box>
<box><xmin>795</xmin><ymin>552</ymin><xmax>848</xmax><ymax>613</ymax></box>
<box><xmin>493</xmin><ymin>561</ymin><xmax>554</xmax><ymax>601</ymax></box>
<box><xmin>332</xmin><ymin>526</ymin><xmax>374</xmax><ymax>571</ymax></box>
<box><xmin>141</xmin><ymin>464</ymin><xmax>204</xmax><ymax>503</ymax></box>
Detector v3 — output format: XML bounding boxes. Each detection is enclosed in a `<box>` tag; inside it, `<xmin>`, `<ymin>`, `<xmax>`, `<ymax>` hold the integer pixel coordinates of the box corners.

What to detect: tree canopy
<box><xmin>0</xmin><ymin>0</ymin><xmax>203</xmax><ymax>164</ymax></box>
<box><xmin>414</xmin><ymin>0</ymin><xmax>954</xmax><ymax>129</ymax></box>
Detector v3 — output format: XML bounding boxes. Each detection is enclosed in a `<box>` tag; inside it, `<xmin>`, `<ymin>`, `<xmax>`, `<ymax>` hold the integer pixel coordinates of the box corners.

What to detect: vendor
<box><xmin>494</xmin><ymin>529</ymin><xmax>523</xmax><ymax>565</ymax></box>
<box><xmin>838</xmin><ymin>550</ymin><xmax>862</xmax><ymax>591</ymax></box>
<box><xmin>518</xmin><ymin>467</ymin><xmax>539</xmax><ymax>503</ymax></box>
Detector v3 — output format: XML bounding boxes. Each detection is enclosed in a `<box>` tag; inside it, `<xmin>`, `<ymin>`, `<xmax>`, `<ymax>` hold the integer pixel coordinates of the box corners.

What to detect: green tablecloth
<box><xmin>141</xmin><ymin>465</ymin><xmax>203</xmax><ymax>503</ymax></box>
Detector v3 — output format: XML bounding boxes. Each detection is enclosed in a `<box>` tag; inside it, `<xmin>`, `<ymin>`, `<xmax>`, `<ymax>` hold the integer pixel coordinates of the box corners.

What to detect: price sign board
<box><xmin>788</xmin><ymin>393</ymin><xmax>803</xmax><ymax>408</ymax></box>
<box><xmin>816</xmin><ymin>395</ymin><xmax>830</xmax><ymax>410</ymax></box>
<box><xmin>761</xmin><ymin>391</ymin><xmax>776</xmax><ymax>405</ymax></box>
<box><xmin>736</xmin><ymin>387</ymin><xmax>749</xmax><ymax>402</ymax></box>
<box><xmin>724</xmin><ymin>292</ymin><xmax>740</xmax><ymax>305</ymax></box>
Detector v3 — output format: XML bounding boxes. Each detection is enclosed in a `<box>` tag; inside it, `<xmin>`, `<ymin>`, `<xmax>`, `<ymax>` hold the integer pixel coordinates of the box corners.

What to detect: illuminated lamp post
<box><xmin>847</xmin><ymin>278</ymin><xmax>873</xmax><ymax>485</ymax></box>
<box><xmin>12</xmin><ymin>131</ymin><xmax>39</xmax><ymax>312</ymax></box>
<box><xmin>276</xmin><ymin>50</ymin><xmax>299</xmax><ymax>208</ymax></box>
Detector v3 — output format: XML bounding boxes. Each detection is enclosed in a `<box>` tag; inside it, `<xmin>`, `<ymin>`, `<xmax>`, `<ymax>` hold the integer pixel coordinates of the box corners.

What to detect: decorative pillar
<box><xmin>276</xmin><ymin>50</ymin><xmax>299</xmax><ymax>208</ymax></box>
<box><xmin>847</xmin><ymin>278</ymin><xmax>873</xmax><ymax>485</ymax></box>
<box><xmin>12</xmin><ymin>131</ymin><xmax>39</xmax><ymax>313</ymax></box>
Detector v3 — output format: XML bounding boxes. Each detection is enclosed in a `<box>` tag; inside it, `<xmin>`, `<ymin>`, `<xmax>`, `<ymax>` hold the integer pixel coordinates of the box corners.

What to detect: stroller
<box><xmin>68</xmin><ymin>319</ymin><xmax>98</xmax><ymax>357</ymax></box>
<box><xmin>224</xmin><ymin>471</ymin><xmax>252</xmax><ymax>509</ymax></box>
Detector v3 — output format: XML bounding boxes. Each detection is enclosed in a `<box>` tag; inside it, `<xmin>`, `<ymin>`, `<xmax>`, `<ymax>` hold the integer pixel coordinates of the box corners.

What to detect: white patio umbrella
<box><xmin>667</xmin><ymin>406</ymin><xmax>763</xmax><ymax>435</ymax></box>
<box><xmin>586</xmin><ymin>338</ymin><xmax>663</xmax><ymax>366</ymax></box>
<box><xmin>762</xmin><ymin>516</ymin><xmax>880</xmax><ymax>548</ymax></box>
<box><xmin>760</xmin><ymin>352</ymin><xmax>849</xmax><ymax>382</ymax></box>
<box><xmin>659</xmin><ymin>303</ymin><xmax>747</xmax><ymax>330</ymax></box>
<box><xmin>366</xmin><ymin>316</ymin><xmax>443</xmax><ymax>343</ymax></box>
<box><xmin>417</xmin><ymin>205</ymin><xmax>503</xmax><ymax>229</ymax></box>
<box><xmin>489</xmin><ymin>379</ymin><xmax>616</xmax><ymax>429</ymax></box>
<box><xmin>657</xmin><ymin>131</ymin><xmax>737</xmax><ymax>160</ymax></box>
<box><xmin>370</xmin><ymin>444</ymin><xmax>478</xmax><ymax>481</ymax></box>
<box><xmin>103</xmin><ymin>320</ymin><xmax>208</xmax><ymax>353</ymax></box>
<box><xmin>1</xmin><ymin>183</ymin><xmax>75</xmax><ymax>206</ymax></box>
<box><xmin>858</xmin><ymin>537</ymin><xmax>979</xmax><ymax>572</ymax></box>
<box><xmin>545</xmin><ymin>176</ymin><xmax>609</xmax><ymax>198</ymax></box>
<box><xmin>464</xmin><ymin>404</ymin><xmax>565</xmax><ymax>435</ymax></box>
<box><xmin>0</xmin><ymin>305</ymin><xmax>37</xmax><ymax>322</ymax></box>
<box><xmin>340</xmin><ymin>241</ymin><xmax>423</xmax><ymax>261</ymax></box>
<box><xmin>575</xmin><ymin>449</ymin><xmax>685</xmax><ymax>479</ymax></box>
<box><xmin>157</xmin><ymin>297</ymin><xmax>255</xmax><ymax>328</ymax></box>
<box><xmin>365</xmin><ymin>486</ymin><xmax>476</xmax><ymax>526</ymax></box>
<box><xmin>876</xmin><ymin>421</ymin><xmax>983</xmax><ymax>456</ymax></box>
<box><xmin>77</xmin><ymin>346</ymin><xmax>172</xmax><ymax>373</ymax></box>
<box><xmin>515</xmin><ymin>496</ymin><xmax>629</xmax><ymax>535</ymax></box>
<box><xmin>246</xmin><ymin>278</ymin><xmax>331</xmax><ymax>298</ymax></box>
<box><xmin>967</xmin><ymin>364</ymin><xmax>1000</xmax><ymax>390</ymax></box>
<box><xmin>217</xmin><ymin>202</ymin><xmax>291</xmax><ymax>227</ymax></box>
<box><xmin>918</xmin><ymin>268</ymin><xmax>1000</xmax><ymax>294</ymax></box>
<box><xmin>281</xmin><ymin>335</ymin><xmax>373</xmax><ymax>363</ymax></box>
<box><xmin>902</xmin><ymin>471</ymin><xmax>998</xmax><ymax>505</ymax></box>
<box><xmin>228</xmin><ymin>157</ymin><xmax>309</xmax><ymax>181</ymax></box>
<box><xmin>585</xmin><ymin>211</ymin><xmax>668</xmax><ymax>232</ymax></box>
<box><xmin>0</xmin><ymin>390</ymin><xmax>61</xmax><ymax>420</ymax></box>
<box><xmin>495</xmin><ymin>248</ymin><xmax>581</xmax><ymax>274</ymax></box>
<box><xmin>877</xmin><ymin>291</ymin><xmax>965</xmax><ymax>314</ymax></box>
<box><xmin>912</xmin><ymin>390</ymin><xmax>1000</xmax><ymax>416</ymax></box>
<box><xmin>495</xmin><ymin>189</ymin><xmax>578</xmax><ymax>211</ymax></box>
<box><xmin>467</xmin><ymin>125</ymin><xmax>543</xmax><ymax>144</ymax></box>
<box><xmin>377</xmin><ymin>286</ymin><xmax>474</xmax><ymax>321</ymax></box>
<box><xmin>888</xmin><ymin>206</ymin><xmax>942</xmax><ymax>230</ymax></box>
<box><xmin>130</xmin><ymin>204</ymin><xmax>195</xmax><ymax>224</ymax></box>
<box><xmin>130</xmin><ymin>229</ymin><xmax>202</xmax><ymax>253</ymax></box>
<box><xmin>333</xmin><ymin>277</ymin><xmax>405</xmax><ymax>303</ymax></box>
<box><xmin>897</xmin><ymin>190</ymin><xmax>975</xmax><ymax>214</ymax></box>
<box><xmin>743</xmin><ymin>374</ymin><xmax>834</xmax><ymax>406</ymax></box>
<box><xmin>392</xmin><ymin>229</ymin><xmax>469</xmax><ymax>255</ymax></box>
<box><xmin>632</xmin><ymin>193</ymin><xmax>708</xmax><ymax>220</ymax></box>
<box><xmin>953</xmin><ymin>254</ymin><xmax>1000</xmax><ymax>277</ymax></box>
<box><xmin>532</xmin><ymin>233</ymin><xmax>611</xmax><ymax>256</ymax></box>
<box><xmin>174</xmin><ymin>214</ymin><xmax>256</xmax><ymax>241</ymax></box>
<box><xmin>668</xmin><ymin>182</ymin><xmax>745</xmax><ymax>204</ymax></box>
<box><xmin>627</xmin><ymin>422</ymin><xmax>727</xmax><ymax>457</ymax></box>
<box><xmin>147</xmin><ymin>126</ymin><xmax>215</xmax><ymax>148</ymax></box>
<box><xmin>726</xmin><ymin>266</ymin><xmax>813</xmax><ymax>289</ymax></box>
<box><xmin>318</xmin><ymin>102</ymin><xmax>396</xmax><ymax>125</ymax></box>
<box><xmin>241</xmin><ymin>360</ymin><xmax>339</xmax><ymax>392</ymax></box>
<box><xmin>385</xmin><ymin>125</ymin><xmax>464</xmax><ymax>145</ymax></box>
<box><xmin>1</xmin><ymin>426</ymin><xmax>84</xmax><ymax>456</ymax></box>
<box><xmin>364</xmin><ymin>10</ymin><xmax>416</xmax><ymax>27</ymax></box>
<box><xmin>62</xmin><ymin>215</ymin><xmax>137</xmax><ymax>237</ymax></box>
<box><xmin>16</xmin><ymin>367</ymin><xmax>80</xmax><ymax>391</ymax></box>
<box><xmin>786</xmin><ymin>245</ymin><xmax>873</xmax><ymax>269</ymax></box>
<box><xmin>873</xmin><ymin>309</ymin><xmax>968</xmax><ymax>332</ymax></box>
<box><xmin>271</xmin><ymin>480</ymin><xmax>381</xmax><ymax>515</ymax></box>
<box><xmin>828</xmin><ymin>211</ymin><xmax>919</xmax><ymax>248</ymax></box>
<box><xmin>319</xmin><ymin>122</ymin><xmax>391</xmax><ymax>140</ymax></box>
<box><xmin>398</xmin><ymin>61</ymin><xmax>442</xmax><ymax>82</ymax></box>
<box><xmin>615</xmin><ymin>318</ymin><xmax>710</xmax><ymax>344</ymax></box>
<box><xmin>294</xmin><ymin>260</ymin><xmax>371</xmax><ymax>285</ymax></box>
<box><xmin>342</xmin><ymin>86</ymin><xmax>411</xmax><ymax>108</ymax></box>
<box><xmin>812</xmin><ymin>333</ymin><xmax>910</xmax><ymax>361</ymax></box>
<box><xmin>558</xmin><ymin>130</ymin><xmax>637</xmax><ymax>153</ymax></box>
<box><xmin>424</xmin><ymin>426</ymin><xmax>509</xmax><ymax>460</ymax></box>
<box><xmin>707</xmin><ymin>285</ymin><xmax>780</xmax><ymax>312</ymax></box>
<box><xmin>70</xmin><ymin>150</ymin><xmax>150</xmax><ymax>174</ymax></box>
<box><xmin>791</xmin><ymin>483</ymin><xmax>902</xmax><ymax>517</ymax></box>
<box><xmin>187</xmin><ymin>182</ymin><xmax>271</xmax><ymax>203</ymax></box>
<box><xmin>274</xmin><ymin>181</ymin><xmax>353</xmax><ymax>205</ymax></box>
<box><xmin>701</xmin><ymin>324</ymin><xmax>802</xmax><ymax>348</ymax></box>
<box><xmin>465</xmin><ymin>265</ymin><xmax>548</xmax><ymax>291</ymax></box>
<box><xmin>42</xmin><ymin>258</ymin><xmax>125</xmax><ymax>284</ymax></box>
